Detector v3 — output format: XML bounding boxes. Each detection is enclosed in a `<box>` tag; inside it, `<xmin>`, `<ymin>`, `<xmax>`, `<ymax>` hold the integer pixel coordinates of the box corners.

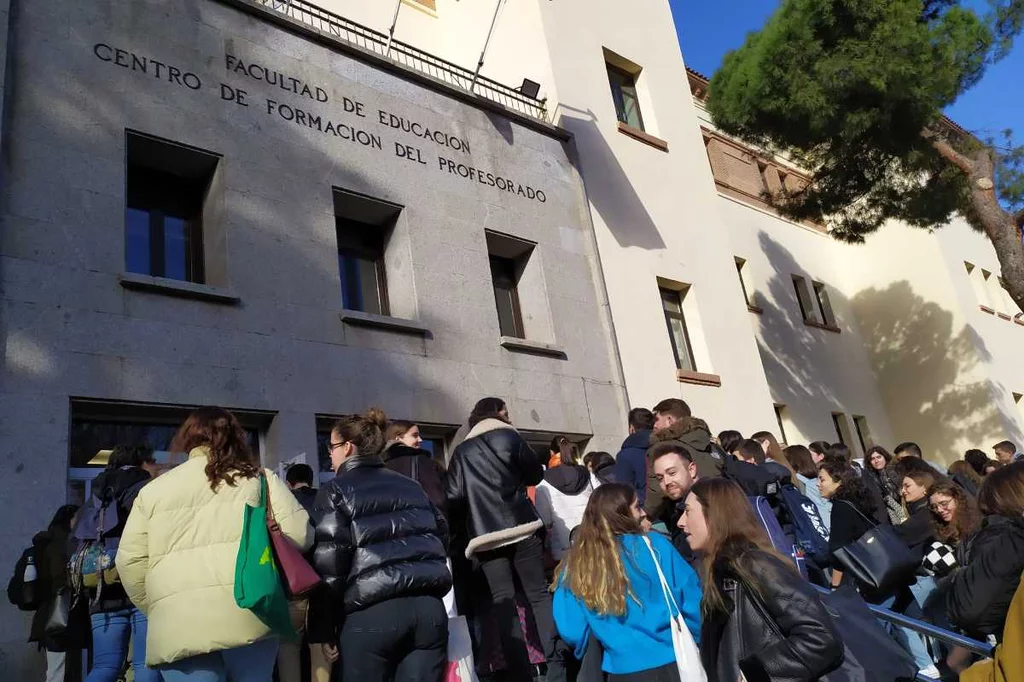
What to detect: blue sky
<box><xmin>670</xmin><ymin>0</ymin><xmax>1024</xmax><ymax>142</ymax></box>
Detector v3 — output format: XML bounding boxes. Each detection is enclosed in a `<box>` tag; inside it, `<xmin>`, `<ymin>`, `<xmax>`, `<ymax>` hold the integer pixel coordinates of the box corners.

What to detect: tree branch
<box><xmin>1016</xmin><ymin>208</ymin><xmax>1024</xmax><ymax>229</ymax></box>
<box><xmin>922</xmin><ymin>128</ymin><xmax>976</xmax><ymax>174</ymax></box>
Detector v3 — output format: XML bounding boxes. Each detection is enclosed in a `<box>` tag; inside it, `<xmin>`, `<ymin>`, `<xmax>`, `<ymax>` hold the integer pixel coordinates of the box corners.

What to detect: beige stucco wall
<box><xmin>716</xmin><ymin>193</ymin><xmax>897</xmax><ymax>453</ymax></box>
<box><xmin>518</xmin><ymin>0</ymin><xmax>779</xmax><ymax>436</ymax></box>
<box><xmin>840</xmin><ymin>220</ymin><xmax>1008</xmax><ymax>464</ymax></box>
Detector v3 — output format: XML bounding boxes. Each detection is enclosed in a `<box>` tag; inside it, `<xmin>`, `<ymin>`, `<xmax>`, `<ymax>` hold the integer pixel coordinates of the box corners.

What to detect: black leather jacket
<box><xmin>701</xmin><ymin>544</ymin><xmax>844</xmax><ymax>682</ymax></box>
<box><xmin>444</xmin><ymin>419</ymin><xmax>543</xmax><ymax>557</ymax></box>
<box><xmin>311</xmin><ymin>455</ymin><xmax>451</xmax><ymax>616</ymax></box>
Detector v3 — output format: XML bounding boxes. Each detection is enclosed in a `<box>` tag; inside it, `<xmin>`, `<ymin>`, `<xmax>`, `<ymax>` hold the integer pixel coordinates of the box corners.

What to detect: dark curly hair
<box><xmin>820</xmin><ymin>460</ymin><xmax>878</xmax><ymax>519</ymax></box>
<box><xmin>927</xmin><ymin>480</ymin><xmax>981</xmax><ymax>545</ymax></box>
<box><xmin>171</xmin><ymin>407</ymin><xmax>258</xmax><ymax>491</ymax></box>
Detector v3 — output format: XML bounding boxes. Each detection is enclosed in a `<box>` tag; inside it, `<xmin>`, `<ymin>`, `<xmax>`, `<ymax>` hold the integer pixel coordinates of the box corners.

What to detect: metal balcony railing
<box><xmin>254</xmin><ymin>0</ymin><xmax>548</xmax><ymax>121</ymax></box>
<box><xmin>812</xmin><ymin>586</ymin><xmax>995</xmax><ymax>681</ymax></box>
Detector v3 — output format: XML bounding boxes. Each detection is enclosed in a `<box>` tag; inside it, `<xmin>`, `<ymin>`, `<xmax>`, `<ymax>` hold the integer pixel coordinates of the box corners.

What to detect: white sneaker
<box><xmin>917</xmin><ymin>664</ymin><xmax>941</xmax><ymax>680</ymax></box>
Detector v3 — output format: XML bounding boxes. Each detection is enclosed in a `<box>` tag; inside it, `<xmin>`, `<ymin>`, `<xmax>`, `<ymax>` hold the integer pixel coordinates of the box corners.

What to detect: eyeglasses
<box><xmin>327</xmin><ymin>441</ymin><xmax>346</xmax><ymax>452</ymax></box>
<box><xmin>930</xmin><ymin>499</ymin><xmax>954</xmax><ymax>512</ymax></box>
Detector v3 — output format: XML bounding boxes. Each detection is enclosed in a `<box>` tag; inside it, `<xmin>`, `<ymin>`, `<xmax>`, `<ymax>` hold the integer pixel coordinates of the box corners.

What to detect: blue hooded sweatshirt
<box><xmin>553</xmin><ymin>533</ymin><xmax>702</xmax><ymax>675</ymax></box>
<box><xmin>614</xmin><ymin>430</ymin><xmax>651</xmax><ymax>505</ymax></box>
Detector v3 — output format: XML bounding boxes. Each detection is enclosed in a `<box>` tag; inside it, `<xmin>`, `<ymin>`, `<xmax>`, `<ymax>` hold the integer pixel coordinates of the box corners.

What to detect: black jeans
<box><xmin>477</xmin><ymin>533</ymin><xmax>557</xmax><ymax>679</ymax></box>
<box><xmin>339</xmin><ymin>595</ymin><xmax>448</xmax><ymax>682</ymax></box>
<box><xmin>608</xmin><ymin>663</ymin><xmax>681</xmax><ymax>682</ymax></box>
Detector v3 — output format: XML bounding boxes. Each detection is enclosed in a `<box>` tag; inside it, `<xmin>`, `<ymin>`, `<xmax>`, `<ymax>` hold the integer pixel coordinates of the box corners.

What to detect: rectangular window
<box><xmin>606</xmin><ymin>63</ymin><xmax>644</xmax><ymax>131</ymax></box>
<box><xmin>735</xmin><ymin>257</ymin><xmax>752</xmax><ymax>306</ymax></box>
<box><xmin>70</xmin><ymin>399</ymin><xmax>264</xmax><ymax>504</ymax></box>
<box><xmin>774</xmin><ymin>404</ymin><xmax>789</xmax><ymax>446</ymax></box>
<box><xmin>333</xmin><ymin>189</ymin><xmax>401</xmax><ymax>316</ymax></box>
<box><xmin>813</xmin><ymin>281</ymin><xmax>836</xmax><ymax>327</ymax></box>
<box><xmin>486</xmin><ymin>231</ymin><xmax>536</xmax><ymax>339</ymax></box>
<box><xmin>853</xmin><ymin>415</ymin><xmax>872</xmax><ymax>454</ymax></box>
<box><xmin>490</xmin><ymin>255</ymin><xmax>524</xmax><ymax>338</ymax></box>
<box><xmin>793</xmin><ymin>275</ymin><xmax>818</xmax><ymax>323</ymax></box>
<box><xmin>660</xmin><ymin>286</ymin><xmax>696</xmax><ymax>372</ymax></box>
<box><xmin>337</xmin><ymin>220</ymin><xmax>388</xmax><ymax>315</ymax></box>
<box><xmin>831</xmin><ymin>412</ymin><xmax>856</xmax><ymax>447</ymax></box>
<box><xmin>317</xmin><ymin>417</ymin><xmax>454</xmax><ymax>484</ymax></box>
<box><xmin>125</xmin><ymin>132</ymin><xmax>219</xmax><ymax>283</ymax></box>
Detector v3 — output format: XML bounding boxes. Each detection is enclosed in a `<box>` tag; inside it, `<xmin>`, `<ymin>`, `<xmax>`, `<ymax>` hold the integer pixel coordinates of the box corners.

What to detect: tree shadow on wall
<box><xmin>851</xmin><ymin>281</ymin><xmax>1010</xmax><ymax>458</ymax></box>
<box><xmin>754</xmin><ymin>231</ymin><xmax>849</xmax><ymax>420</ymax></box>
<box><xmin>555</xmin><ymin>104</ymin><xmax>666</xmax><ymax>250</ymax></box>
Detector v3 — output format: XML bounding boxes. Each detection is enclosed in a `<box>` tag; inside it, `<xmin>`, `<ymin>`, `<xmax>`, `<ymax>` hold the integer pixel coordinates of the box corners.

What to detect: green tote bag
<box><xmin>233</xmin><ymin>473</ymin><xmax>295</xmax><ymax>639</ymax></box>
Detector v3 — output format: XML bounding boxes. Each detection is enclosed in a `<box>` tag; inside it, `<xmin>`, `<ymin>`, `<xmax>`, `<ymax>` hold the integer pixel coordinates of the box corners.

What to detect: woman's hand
<box><xmin>322</xmin><ymin>643</ymin><xmax>339</xmax><ymax>664</ymax></box>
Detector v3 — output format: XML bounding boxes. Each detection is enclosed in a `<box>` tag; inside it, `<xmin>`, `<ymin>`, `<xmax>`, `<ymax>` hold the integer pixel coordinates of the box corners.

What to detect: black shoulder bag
<box><xmin>831</xmin><ymin>500</ymin><xmax>918</xmax><ymax>596</ymax></box>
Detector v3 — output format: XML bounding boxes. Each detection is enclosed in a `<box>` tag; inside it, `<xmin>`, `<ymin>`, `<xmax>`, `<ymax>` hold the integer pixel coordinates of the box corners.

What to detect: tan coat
<box><xmin>117</xmin><ymin>448</ymin><xmax>313</xmax><ymax>666</ymax></box>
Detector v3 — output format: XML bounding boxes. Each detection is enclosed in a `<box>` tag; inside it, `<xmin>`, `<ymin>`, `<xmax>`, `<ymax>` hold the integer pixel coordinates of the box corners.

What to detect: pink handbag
<box><xmin>263</xmin><ymin>472</ymin><xmax>321</xmax><ymax>598</ymax></box>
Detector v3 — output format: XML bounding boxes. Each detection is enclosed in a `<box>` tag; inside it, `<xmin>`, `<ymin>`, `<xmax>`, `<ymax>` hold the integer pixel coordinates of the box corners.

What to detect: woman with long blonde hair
<box><xmin>552</xmin><ymin>483</ymin><xmax>701</xmax><ymax>681</ymax></box>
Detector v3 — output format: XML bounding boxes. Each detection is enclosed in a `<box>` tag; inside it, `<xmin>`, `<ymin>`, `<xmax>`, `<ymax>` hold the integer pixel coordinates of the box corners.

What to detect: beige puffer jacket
<box><xmin>117</xmin><ymin>447</ymin><xmax>313</xmax><ymax>666</ymax></box>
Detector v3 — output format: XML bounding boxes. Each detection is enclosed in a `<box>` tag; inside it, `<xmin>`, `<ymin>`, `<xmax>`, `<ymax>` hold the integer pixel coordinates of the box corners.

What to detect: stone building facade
<box><xmin>4</xmin><ymin>0</ymin><xmax>1024</xmax><ymax>675</ymax></box>
<box><xmin>0</xmin><ymin>0</ymin><xmax>628</xmax><ymax>672</ymax></box>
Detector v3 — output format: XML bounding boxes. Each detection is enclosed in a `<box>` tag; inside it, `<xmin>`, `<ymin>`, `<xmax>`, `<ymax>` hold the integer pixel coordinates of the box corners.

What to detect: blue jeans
<box><xmin>158</xmin><ymin>638</ymin><xmax>279</xmax><ymax>682</ymax></box>
<box><xmin>878</xmin><ymin>594</ymin><xmax>934</xmax><ymax>670</ymax></box>
<box><xmin>87</xmin><ymin>608</ymin><xmax>162</xmax><ymax>682</ymax></box>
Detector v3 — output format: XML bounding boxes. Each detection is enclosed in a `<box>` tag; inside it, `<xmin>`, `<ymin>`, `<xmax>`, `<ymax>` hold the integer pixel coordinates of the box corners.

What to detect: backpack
<box><xmin>7</xmin><ymin>546</ymin><xmax>41</xmax><ymax>611</ymax></box>
<box><xmin>68</xmin><ymin>488</ymin><xmax>126</xmax><ymax>600</ymax></box>
<box><xmin>774</xmin><ymin>484</ymin><xmax>830</xmax><ymax>567</ymax></box>
<box><xmin>748</xmin><ymin>495</ymin><xmax>807</xmax><ymax>580</ymax></box>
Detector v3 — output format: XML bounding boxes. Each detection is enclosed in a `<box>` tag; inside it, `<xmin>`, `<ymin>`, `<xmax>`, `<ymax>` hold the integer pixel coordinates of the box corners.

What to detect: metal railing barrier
<box><xmin>813</xmin><ymin>586</ymin><xmax>995</xmax><ymax>681</ymax></box>
<box><xmin>253</xmin><ymin>0</ymin><xmax>548</xmax><ymax>121</ymax></box>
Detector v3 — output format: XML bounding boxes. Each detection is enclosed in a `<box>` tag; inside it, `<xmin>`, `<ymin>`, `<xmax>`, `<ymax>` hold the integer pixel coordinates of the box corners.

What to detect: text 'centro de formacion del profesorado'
<box><xmin>91</xmin><ymin>43</ymin><xmax>549</xmax><ymax>204</ymax></box>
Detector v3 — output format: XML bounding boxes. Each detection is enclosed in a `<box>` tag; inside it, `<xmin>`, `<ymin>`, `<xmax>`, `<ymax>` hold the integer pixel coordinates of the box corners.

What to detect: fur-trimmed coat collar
<box><xmin>463</xmin><ymin>417</ymin><xmax>517</xmax><ymax>442</ymax></box>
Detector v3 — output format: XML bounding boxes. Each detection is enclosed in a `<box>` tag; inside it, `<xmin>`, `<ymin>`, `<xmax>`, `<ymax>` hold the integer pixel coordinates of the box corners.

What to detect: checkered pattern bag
<box><xmin>921</xmin><ymin>541</ymin><xmax>957</xmax><ymax>576</ymax></box>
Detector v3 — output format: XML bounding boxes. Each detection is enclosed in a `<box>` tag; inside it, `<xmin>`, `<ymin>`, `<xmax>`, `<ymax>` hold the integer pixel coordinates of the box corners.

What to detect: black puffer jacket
<box><xmin>947</xmin><ymin>514</ymin><xmax>1024</xmax><ymax>641</ymax></box>
<box><xmin>445</xmin><ymin>419</ymin><xmax>543</xmax><ymax>557</ymax></box>
<box><xmin>383</xmin><ymin>442</ymin><xmax>447</xmax><ymax>516</ymax></box>
<box><xmin>702</xmin><ymin>543</ymin><xmax>844</xmax><ymax>682</ymax></box>
<box><xmin>311</xmin><ymin>455</ymin><xmax>451</xmax><ymax>616</ymax></box>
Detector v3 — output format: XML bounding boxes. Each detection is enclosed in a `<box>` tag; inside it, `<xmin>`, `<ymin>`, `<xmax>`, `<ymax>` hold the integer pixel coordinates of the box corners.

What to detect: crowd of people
<box><xmin>8</xmin><ymin>397</ymin><xmax>1024</xmax><ymax>682</ymax></box>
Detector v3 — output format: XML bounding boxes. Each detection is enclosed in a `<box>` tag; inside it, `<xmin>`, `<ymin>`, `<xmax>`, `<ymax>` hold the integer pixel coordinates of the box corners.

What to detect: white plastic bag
<box><xmin>446</xmin><ymin>615</ymin><xmax>479</xmax><ymax>682</ymax></box>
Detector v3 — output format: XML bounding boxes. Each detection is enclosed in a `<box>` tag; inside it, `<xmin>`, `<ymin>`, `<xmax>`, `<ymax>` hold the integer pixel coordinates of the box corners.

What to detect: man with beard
<box><xmin>650</xmin><ymin>442</ymin><xmax>699</xmax><ymax>564</ymax></box>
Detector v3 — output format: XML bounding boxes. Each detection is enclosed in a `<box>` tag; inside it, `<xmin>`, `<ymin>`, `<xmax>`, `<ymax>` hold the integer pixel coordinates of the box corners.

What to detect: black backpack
<box><xmin>7</xmin><ymin>546</ymin><xmax>42</xmax><ymax>611</ymax></box>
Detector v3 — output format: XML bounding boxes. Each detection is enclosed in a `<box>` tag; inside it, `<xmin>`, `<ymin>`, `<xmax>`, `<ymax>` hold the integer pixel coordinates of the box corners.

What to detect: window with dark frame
<box><xmin>735</xmin><ymin>257</ymin><xmax>752</xmax><ymax>306</ymax></box>
<box><xmin>333</xmin><ymin>189</ymin><xmax>401</xmax><ymax>316</ymax></box>
<box><xmin>316</xmin><ymin>417</ymin><xmax>453</xmax><ymax>484</ymax></box>
<box><xmin>337</xmin><ymin>219</ymin><xmax>388</xmax><ymax>315</ymax></box>
<box><xmin>69</xmin><ymin>399</ymin><xmax>265</xmax><ymax>505</ymax></box>
<box><xmin>793</xmin><ymin>275</ymin><xmax>818</xmax><ymax>323</ymax></box>
<box><xmin>774</xmin><ymin>404</ymin><xmax>789</xmax><ymax>445</ymax></box>
<box><xmin>853</xmin><ymin>415</ymin><xmax>872</xmax><ymax>454</ymax></box>
<box><xmin>606</xmin><ymin>63</ymin><xmax>644</xmax><ymax>131</ymax></box>
<box><xmin>490</xmin><ymin>255</ymin><xmax>525</xmax><ymax>338</ymax></box>
<box><xmin>486</xmin><ymin>231</ymin><xmax>535</xmax><ymax>340</ymax></box>
<box><xmin>831</xmin><ymin>413</ymin><xmax>847</xmax><ymax>445</ymax></box>
<box><xmin>125</xmin><ymin>132</ymin><xmax>219</xmax><ymax>283</ymax></box>
<box><xmin>660</xmin><ymin>287</ymin><xmax>696</xmax><ymax>372</ymax></box>
<box><xmin>813</xmin><ymin>281</ymin><xmax>836</xmax><ymax>327</ymax></box>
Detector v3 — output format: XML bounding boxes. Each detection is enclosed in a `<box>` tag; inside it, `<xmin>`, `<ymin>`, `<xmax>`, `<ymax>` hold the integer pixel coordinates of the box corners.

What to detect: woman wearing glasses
<box><xmin>311</xmin><ymin>408</ymin><xmax>451</xmax><ymax>682</ymax></box>
<box><xmin>925</xmin><ymin>480</ymin><xmax>981</xmax><ymax>673</ymax></box>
